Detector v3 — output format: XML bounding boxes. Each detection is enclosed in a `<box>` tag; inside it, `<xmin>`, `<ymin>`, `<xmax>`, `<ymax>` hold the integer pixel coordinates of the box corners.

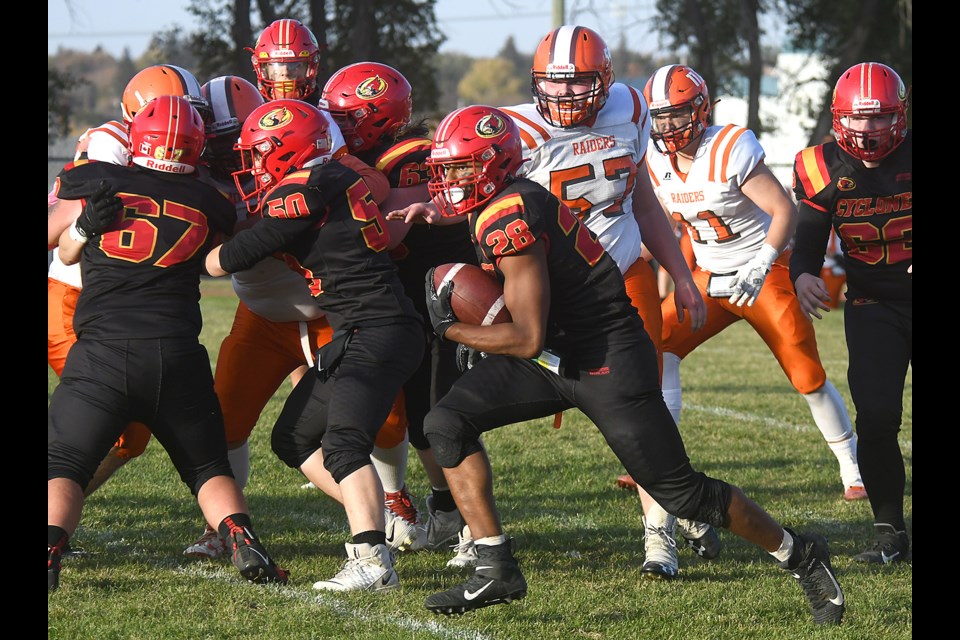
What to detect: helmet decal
<box><xmin>356</xmin><ymin>76</ymin><xmax>388</xmax><ymax>100</ymax></box>
<box><xmin>259</xmin><ymin>107</ymin><xmax>295</xmax><ymax>130</ymax></box>
<box><xmin>476</xmin><ymin>114</ymin><xmax>506</xmax><ymax>138</ymax></box>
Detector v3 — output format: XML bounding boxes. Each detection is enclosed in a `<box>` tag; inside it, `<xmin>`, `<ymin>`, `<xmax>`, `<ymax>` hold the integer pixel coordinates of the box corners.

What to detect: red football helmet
<box><xmin>232</xmin><ymin>99</ymin><xmax>333</xmax><ymax>212</ymax></box>
<box><xmin>831</xmin><ymin>62</ymin><xmax>908</xmax><ymax>163</ymax></box>
<box><xmin>201</xmin><ymin>75</ymin><xmax>265</xmax><ymax>178</ymax></box>
<box><xmin>426</xmin><ymin>105</ymin><xmax>523</xmax><ymax>216</ymax></box>
<box><xmin>320</xmin><ymin>62</ymin><xmax>413</xmax><ymax>152</ymax></box>
<box><xmin>129</xmin><ymin>95</ymin><xmax>206</xmax><ymax>174</ymax></box>
<box><xmin>644</xmin><ymin>64</ymin><xmax>712</xmax><ymax>155</ymax></box>
<box><xmin>121</xmin><ymin>64</ymin><xmax>210</xmax><ymax>125</ymax></box>
<box><xmin>531</xmin><ymin>25</ymin><xmax>614</xmax><ymax>128</ymax></box>
<box><xmin>248</xmin><ymin>19</ymin><xmax>322</xmax><ymax>101</ymax></box>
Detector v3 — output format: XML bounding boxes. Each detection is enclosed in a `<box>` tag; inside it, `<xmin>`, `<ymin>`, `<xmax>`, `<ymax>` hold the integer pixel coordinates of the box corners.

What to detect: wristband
<box><xmin>755</xmin><ymin>243</ymin><xmax>779</xmax><ymax>269</ymax></box>
<box><xmin>69</xmin><ymin>223</ymin><xmax>90</xmax><ymax>244</ymax></box>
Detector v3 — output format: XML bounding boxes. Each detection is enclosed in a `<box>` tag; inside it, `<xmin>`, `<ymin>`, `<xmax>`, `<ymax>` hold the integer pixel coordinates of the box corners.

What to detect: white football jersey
<box><xmin>646</xmin><ymin>124</ymin><xmax>769</xmax><ymax>274</ymax></box>
<box><xmin>501</xmin><ymin>82</ymin><xmax>651</xmax><ymax>273</ymax></box>
<box><xmin>48</xmin><ymin>121</ymin><xmax>130</xmax><ymax>287</ymax></box>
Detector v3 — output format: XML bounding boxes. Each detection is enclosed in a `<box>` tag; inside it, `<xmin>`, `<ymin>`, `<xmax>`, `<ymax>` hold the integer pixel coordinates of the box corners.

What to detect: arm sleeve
<box><xmin>789</xmin><ymin>199</ymin><xmax>833</xmax><ymax>284</ymax></box>
<box><xmin>217</xmin><ymin>214</ymin><xmax>315</xmax><ymax>274</ymax></box>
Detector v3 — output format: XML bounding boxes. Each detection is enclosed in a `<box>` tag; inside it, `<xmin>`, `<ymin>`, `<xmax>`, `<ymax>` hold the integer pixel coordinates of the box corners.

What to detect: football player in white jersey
<box><xmin>500</xmin><ymin>27</ymin><xmax>724</xmax><ymax>579</ymax></box>
<box><xmin>640</xmin><ymin>64</ymin><xmax>866</xmax><ymax>577</ymax></box>
<box><xmin>48</xmin><ymin>64</ymin><xmax>212</xmax><ymax>497</ymax></box>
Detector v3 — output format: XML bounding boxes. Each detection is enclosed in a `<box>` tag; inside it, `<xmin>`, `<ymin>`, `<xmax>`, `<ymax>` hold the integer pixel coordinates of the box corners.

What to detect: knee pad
<box><xmin>425</xmin><ymin>430</ymin><xmax>483</xmax><ymax>468</ymax></box>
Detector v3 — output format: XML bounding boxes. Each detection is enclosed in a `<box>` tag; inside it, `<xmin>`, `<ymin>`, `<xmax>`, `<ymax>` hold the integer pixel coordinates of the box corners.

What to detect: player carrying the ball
<box><xmin>400</xmin><ymin>105</ymin><xmax>846</xmax><ymax>625</ymax></box>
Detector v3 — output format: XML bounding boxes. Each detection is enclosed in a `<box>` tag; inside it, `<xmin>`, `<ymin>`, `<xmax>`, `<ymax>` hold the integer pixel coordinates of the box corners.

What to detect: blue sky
<box><xmin>49</xmin><ymin>0</ymin><xmax>672</xmax><ymax>59</ymax></box>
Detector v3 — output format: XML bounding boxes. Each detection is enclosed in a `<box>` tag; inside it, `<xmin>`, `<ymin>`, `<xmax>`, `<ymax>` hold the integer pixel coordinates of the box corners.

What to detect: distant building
<box><xmin>712</xmin><ymin>50</ymin><xmax>831</xmax><ymax>187</ymax></box>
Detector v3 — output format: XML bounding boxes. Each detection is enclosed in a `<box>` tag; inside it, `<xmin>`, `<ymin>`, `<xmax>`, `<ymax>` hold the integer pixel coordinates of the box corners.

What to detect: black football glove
<box><xmin>425</xmin><ymin>267</ymin><xmax>459</xmax><ymax>340</ymax></box>
<box><xmin>75</xmin><ymin>180</ymin><xmax>123</xmax><ymax>239</ymax></box>
<box><xmin>455</xmin><ymin>343</ymin><xmax>486</xmax><ymax>373</ymax></box>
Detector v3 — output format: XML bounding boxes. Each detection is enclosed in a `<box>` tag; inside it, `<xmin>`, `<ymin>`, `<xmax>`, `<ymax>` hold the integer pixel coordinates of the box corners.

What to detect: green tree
<box><xmin>48</xmin><ymin>67</ymin><xmax>87</xmax><ymax>145</ymax></box>
<box><xmin>168</xmin><ymin>0</ymin><xmax>445</xmax><ymax>113</ymax></box>
<box><xmin>780</xmin><ymin>0</ymin><xmax>912</xmax><ymax>144</ymax></box>
<box><xmin>653</xmin><ymin>0</ymin><xmax>767</xmax><ymax>134</ymax></box>
<box><xmin>458</xmin><ymin>57</ymin><xmax>528</xmax><ymax>108</ymax></box>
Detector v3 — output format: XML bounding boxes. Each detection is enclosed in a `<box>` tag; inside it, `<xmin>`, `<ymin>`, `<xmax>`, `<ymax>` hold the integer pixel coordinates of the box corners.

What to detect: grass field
<box><xmin>48</xmin><ymin>277</ymin><xmax>912</xmax><ymax>639</ymax></box>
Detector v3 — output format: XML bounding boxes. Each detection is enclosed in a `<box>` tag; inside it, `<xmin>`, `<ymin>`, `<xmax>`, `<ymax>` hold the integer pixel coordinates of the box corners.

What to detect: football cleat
<box><xmin>48</xmin><ymin>542</ymin><xmax>63</xmax><ymax>592</ymax></box>
<box><xmin>853</xmin><ymin>523</ymin><xmax>909</xmax><ymax>564</ymax></box>
<box><xmin>184</xmin><ymin>524</ymin><xmax>227</xmax><ymax>559</ymax></box>
<box><xmin>843</xmin><ymin>485</ymin><xmax>868</xmax><ymax>501</ymax></box>
<box><xmin>446</xmin><ymin>525</ymin><xmax>478</xmax><ymax>569</ymax></box>
<box><xmin>226</xmin><ymin>524</ymin><xmax>289</xmax><ymax>585</ymax></box>
<box><xmin>412</xmin><ymin>494</ymin><xmax>464</xmax><ymax>551</ymax></box>
<box><xmin>641</xmin><ymin>512</ymin><xmax>678</xmax><ymax>580</ymax></box>
<box><xmin>615</xmin><ymin>474</ymin><xmax>639</xmax><ymax>491</ymax></box>
<box><xmin>425</xmin><ymin>540</ymin><xmax>526</xmax><ymax>614</ymax></box>
<box><xmin>677</xmin><ymin>518</ymin><xmax>722</xmax><ymax>560</ymax></box>
<box><xmin>780</xmin><ymin>528</ymin><xmax>844</xmax><ymax>625</ymax></box>
<box><xmin>385</xmin><ymin>506</ymin><xmax>419</xmax><ymax>552</ymax></box>
<box><xmin>313</xmin><ymin>542</ymin><xmax>399</xmax><ymax>592</ymax></box>
<box><xmin>385</xmin><ymin>486</ymin><xmax>421</xmax><ymax>527</ymax></box>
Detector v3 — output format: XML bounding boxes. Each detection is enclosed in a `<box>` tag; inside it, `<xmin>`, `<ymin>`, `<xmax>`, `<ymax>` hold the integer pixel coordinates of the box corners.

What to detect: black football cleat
<box><xmin>425</xmin><ymin>540</ymin><xmax>526</xmax><ymax>615</ymax></box>
<box><xmin>780</xmin><ymin>529</ymin><xmax>845</xmax><ymax>625</ymax></box>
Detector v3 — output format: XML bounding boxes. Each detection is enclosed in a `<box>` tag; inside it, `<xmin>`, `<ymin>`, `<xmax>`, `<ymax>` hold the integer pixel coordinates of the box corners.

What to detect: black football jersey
<box><xmin>791</xmin><ymin>132</ymin><xmax>912</xmax><ymax>302</ymax></box>
<box><xmin>55</xmin><ymin>161</ymin><xmax>237</xmax><ymax>340</ymax></box>
<box><xmin>217</xmin><ymin>159</ymin><xmax>420</xmax><ymax>329</ymax></box>
<box><xmin>359</xmin><ymin>135</ymin><xmax>477</xmax><ymax>317</ymax></box>
<box><xmin>471</xmin><ymin>178</ymin><xmax>643</xmax><ymax>362</ymax></box>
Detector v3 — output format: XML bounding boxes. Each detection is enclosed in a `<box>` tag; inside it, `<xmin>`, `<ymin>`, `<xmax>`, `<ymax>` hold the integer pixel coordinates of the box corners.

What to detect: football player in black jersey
<box><xmin>790</xmin><ymin>62</ymin><xmax>912</xmax><ymax>565</ymax></box>
<box><xmin>48</xmin><ymin>96</ymin><xmax>288</xmax><ymax>592</ymax></box>
<box><xmin>205</xmin><ymin>99</ymin><xmax>424</xmax><ymax>593</ymax></box>
<box><xmin>321</xmin><ymin>61</ymin><xmax>479</xmax><ymax>557</ymax></box>
<box><xmin>415</xmin><ymin>105</ymin><xmax>845</xmax><ymax>625</ymax></box>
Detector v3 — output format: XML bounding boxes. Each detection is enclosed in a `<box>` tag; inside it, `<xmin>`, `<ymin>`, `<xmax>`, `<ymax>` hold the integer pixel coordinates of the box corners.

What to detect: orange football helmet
<box><xmin>121</xmin><ymin>64</ymin><xmax>210</xmax><ymax>125</ymax></box>
<box><xmin>531</xmin><ymin>25</ymin><xmax>614</xmax><ymax>128</ymax></box>
<box><xmin>320</xmin><ymin>62</ymin><xmax>413</xmax><ymax>152</ymax></box>
<box><xmin>643</xmin><ymin>64</ymin><xmax>712</xmax><ymax>155</ymax></box>
<box><xmin>232</xmin><ymin>99</ymin><xmax>333</xmax><ymax>212</ymax></box>
<box><xmin>128</xmin><ymin>95</ymin><xmax>206</xmax><ymax>175</ymax></box>
<box><xmin>426</xmin><ymin>105</ymin><xmax>524</xmax><ymax>216</ymax></box>
<box><xmin>201</xmin><ymin>75</ymin><xmax>265</xmax><ymax>178</ymax></box>
<box><xmin>248</xmin><ymin>19</ymin><xmax>322</xmax><ymax>101</ymax></box>
<box><xmin>831</xmin><ymin>62</ymin><xmax>908</xmax><ymax>163</ymax></box>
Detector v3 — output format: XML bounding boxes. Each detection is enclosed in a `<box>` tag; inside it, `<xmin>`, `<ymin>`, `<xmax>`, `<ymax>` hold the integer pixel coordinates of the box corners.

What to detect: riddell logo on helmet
<box><xmin>145</xmin><ymin>158</ymin><xmax>189</xmax><ymax>173</ymax></box>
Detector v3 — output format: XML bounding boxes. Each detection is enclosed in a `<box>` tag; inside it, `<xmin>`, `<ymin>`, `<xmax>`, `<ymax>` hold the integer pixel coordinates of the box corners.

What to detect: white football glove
<box><xmin>728</xmin><ymin>244</ymin><xmax>779</xmax><ymax>307</ymax></box>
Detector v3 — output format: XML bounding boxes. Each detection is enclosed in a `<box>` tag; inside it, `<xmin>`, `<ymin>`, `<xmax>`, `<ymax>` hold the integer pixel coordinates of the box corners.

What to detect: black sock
<box><xmin>353</xmin><ymin>530</ymin><xmax>387</xmax><ymax>547</ymax></box>
<box><xmin>218</xmin><ymin>512</ymin><xmax>254</xmax><ymax>541</ymax></box>
<box><xmin>431</xmin><ymin>488</ymin><xmax>457</xmax><ymax>512</ymax></box>
<box><xmin>48</xmin><ymin>525</ymin><xmax>69</xmax><ymax>550</ymax></box>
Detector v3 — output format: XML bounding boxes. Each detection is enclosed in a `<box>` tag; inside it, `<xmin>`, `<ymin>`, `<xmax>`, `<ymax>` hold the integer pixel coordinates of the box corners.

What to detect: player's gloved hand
<box><xmin>728</xmin><ymin>244</ymin><xmax>779</xmax><ymax>307</ymax></box>
<box><xmin>425</xmin><ymin>267</ymin><xmax>459</xmax><ymax>339</ymax></box>
<box><xmin>455</xmin><ymin>343</ymin><xmax>486</xmax><ymax>372</ymax></box>
<box><xmin>75</xmin><ymin>180</ymin><xmax>123</xmax><ymax>240</ymax></box>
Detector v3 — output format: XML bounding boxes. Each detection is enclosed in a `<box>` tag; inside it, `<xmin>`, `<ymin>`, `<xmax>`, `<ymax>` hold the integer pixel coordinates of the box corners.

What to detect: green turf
<box><xmin>49</xmin><ymin>277</ymin><xmax>911</xmax><ymax>639</ymax></box>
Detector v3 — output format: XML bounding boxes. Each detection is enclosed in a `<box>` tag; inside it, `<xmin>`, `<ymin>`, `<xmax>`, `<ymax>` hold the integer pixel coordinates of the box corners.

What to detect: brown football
<box><xmin>432</xmin><ymin>262</ymin><xmax>512</xmax><ymax>326</ymax></box>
